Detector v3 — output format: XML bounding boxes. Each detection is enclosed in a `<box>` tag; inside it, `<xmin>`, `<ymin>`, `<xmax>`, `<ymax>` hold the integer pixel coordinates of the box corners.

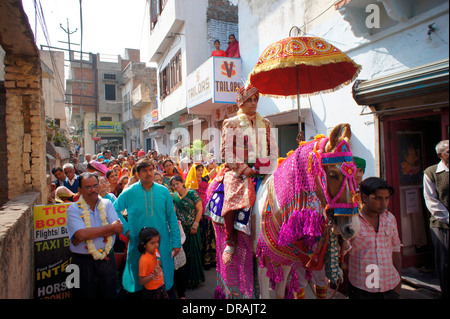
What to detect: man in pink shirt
<box><xmin>347</xmin><ymin>177</ymin><xmax>402</xmax><ymax>299</ymax></box>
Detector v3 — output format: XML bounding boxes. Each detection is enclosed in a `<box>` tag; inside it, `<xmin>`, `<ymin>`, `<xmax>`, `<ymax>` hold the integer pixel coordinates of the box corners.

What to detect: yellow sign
<box><xmin>33</xmin><ymin>203</ymin><xmax>73</xmax><ymax>299</ymax></box>
<box><xmin>34</xmin><ymin>203</ymin><xmax>71</xmax><ymax>233</ymax></box>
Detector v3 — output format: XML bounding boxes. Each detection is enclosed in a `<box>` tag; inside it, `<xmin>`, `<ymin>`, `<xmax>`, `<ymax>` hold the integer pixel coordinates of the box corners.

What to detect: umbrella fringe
<box><xmin>249</xmin><ymin>54</ymin><xmax>362</xmax><ymax>80</ymax></box>
<box><xmin>255</xmin><ymin>65</ymin><xmax>362</xmax><ymax>99</ymax></box>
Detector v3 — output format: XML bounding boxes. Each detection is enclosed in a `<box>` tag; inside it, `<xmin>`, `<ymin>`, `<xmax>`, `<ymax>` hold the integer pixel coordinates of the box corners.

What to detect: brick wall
<box><xmin>2</xmin><ymin>53</ymin><xmax>47</xmax><ymax>204</ymax></box>
<box><xmin>0</xmin><ymin>82</ymin><xmax>7</xmax><ymax>206</ymax></box>
<box><xmin>207</xmin><ymin>0</ymin><xmax>238</xmax><ymax>23</ymax></box>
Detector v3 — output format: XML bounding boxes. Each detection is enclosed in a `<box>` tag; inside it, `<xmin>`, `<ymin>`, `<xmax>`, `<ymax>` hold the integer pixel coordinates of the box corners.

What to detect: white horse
<box><xmin>252</xmin><ymin>124</ymin><xmax>361</xmax><ymax>299</ymax></box>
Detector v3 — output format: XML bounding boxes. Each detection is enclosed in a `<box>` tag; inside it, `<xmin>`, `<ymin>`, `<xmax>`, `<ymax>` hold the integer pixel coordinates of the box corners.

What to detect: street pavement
<box><xmin>184</xmin><ymin>266</ymin><xmax>442</xmax><ymax>299</ymax></box>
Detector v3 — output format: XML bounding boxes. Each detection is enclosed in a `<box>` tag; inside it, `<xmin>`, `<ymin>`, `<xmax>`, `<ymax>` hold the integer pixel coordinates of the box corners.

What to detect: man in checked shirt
<box><xmin>347</xmin><ymin>177</ymin><xmax>403</xmax><ymax>299</ymax></box>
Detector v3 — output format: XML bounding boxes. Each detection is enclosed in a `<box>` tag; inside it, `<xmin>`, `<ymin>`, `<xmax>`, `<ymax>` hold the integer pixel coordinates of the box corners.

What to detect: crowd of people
<box><xmin>49</xmin><ymin>83</ymin><xmax>448</xmax><ymax>300</ymax></box>
<box><xmin>51</xmin><ymin>147</ymin><xmax>220</xmax><ymax>299</ymax></box>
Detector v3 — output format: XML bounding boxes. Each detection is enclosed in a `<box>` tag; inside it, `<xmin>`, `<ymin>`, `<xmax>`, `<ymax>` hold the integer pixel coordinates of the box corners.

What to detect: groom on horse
<box><xmin>219</xmin><ymin>84</ymin><xmax>278</xmax><ymax>265</ymax></box>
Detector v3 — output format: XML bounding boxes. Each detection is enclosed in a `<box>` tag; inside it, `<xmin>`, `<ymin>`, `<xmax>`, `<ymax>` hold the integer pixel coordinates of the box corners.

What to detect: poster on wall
<box><xmin>397</xmin><ymin>131</ymin><xmax>423</xmax><ymax>186</ymax></box>
<box><xmin>33</xmin><ymin>203</ymin><xmax>73</xmax><ymax>299</ymax></box>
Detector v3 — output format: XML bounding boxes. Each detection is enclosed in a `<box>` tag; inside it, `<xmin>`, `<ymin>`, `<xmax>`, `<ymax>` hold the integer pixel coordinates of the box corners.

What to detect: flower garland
<box><xmin>236</xmin><ymin>109</ymin><xmax>268</xmax><ymax>161</ymax></box>
<box><xmin>78</xmin><ymin>196</ymin><xmax>113</xmax><ymax>260</ymax></box>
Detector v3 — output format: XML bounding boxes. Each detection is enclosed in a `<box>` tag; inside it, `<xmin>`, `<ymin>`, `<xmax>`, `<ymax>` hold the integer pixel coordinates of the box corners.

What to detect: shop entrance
<box><xmin>96</xmin><ymin>137</ymin><xmax>123</xmax><ymax>158</ymax></box>
<box><xmin>384</xmin><ymin>111</ymin><xmax>448</xmax><ymax>267</ymax></box>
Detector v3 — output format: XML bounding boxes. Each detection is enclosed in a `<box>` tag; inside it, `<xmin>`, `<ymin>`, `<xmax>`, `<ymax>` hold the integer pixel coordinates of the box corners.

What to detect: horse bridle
<box><xmin>310</xmin><ymin>137</ymin><xmax>360</xmax><ymax>216</ymax></box>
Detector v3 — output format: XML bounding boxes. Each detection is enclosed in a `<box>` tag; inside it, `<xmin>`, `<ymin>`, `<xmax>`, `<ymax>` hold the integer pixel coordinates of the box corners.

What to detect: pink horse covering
<box><xmin>207</xmin><ymin>179</ymin><xmax>255</xmax><ymax>299</ymax></box>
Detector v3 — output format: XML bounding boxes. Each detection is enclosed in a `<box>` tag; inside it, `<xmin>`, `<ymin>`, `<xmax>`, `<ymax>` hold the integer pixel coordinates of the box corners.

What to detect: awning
<box><xmin>264</xmin><ymin>108</ymin><xmax>310</xmax><ymax>126</ymax></box>
<box><xmin>353</xmin><ymin>58</ymin><xmax>449</xmax><ymax>106</ymax></box>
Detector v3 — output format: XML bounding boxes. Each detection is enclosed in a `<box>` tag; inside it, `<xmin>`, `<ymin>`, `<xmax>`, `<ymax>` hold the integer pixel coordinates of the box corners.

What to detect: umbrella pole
<box><xmin>296</xmin><ymin>65</ymin><xmax>302</xmax><ymax>135</ymax></box>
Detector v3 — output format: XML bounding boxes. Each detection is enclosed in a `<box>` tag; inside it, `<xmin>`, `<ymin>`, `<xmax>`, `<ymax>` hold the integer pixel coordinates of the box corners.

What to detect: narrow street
<box><xmin>0</xmin><ymin>0</ymin><xmax>448</xmax><ymax>301</ymax></box>
<box><xmin>184</xmin><ymin>265</ymin><xmax>442</xmax><ymax>299</ymax></box>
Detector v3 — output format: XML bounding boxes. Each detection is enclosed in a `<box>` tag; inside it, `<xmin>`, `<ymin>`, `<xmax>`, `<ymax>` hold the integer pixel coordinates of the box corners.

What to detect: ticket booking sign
<box><xmin>33</xmin><ymin>203</ymin><xmax>73</xmax><ymax>299</ymax></box>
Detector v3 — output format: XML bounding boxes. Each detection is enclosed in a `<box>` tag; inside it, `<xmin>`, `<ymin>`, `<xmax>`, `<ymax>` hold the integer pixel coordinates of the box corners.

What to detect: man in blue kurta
<box><xmin>114</xmin><ymin>158</ymin><xmax>181</xmax><ymax>296</ymax></box>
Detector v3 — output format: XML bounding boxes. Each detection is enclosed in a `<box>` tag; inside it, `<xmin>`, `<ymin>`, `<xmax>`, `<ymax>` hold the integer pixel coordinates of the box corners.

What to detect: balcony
<box><xmin>149</xmin><ymin>0</ymin><xmax>185</xmax><ymax>62</ymax></box>
<box><xmin>132</xmin><ymin>84</ymin><xmax>152</xmax><ymax>109</ymax></box>
<box><xmin>186</xmin><ymin>56</ymin><xmax>241</xmax><ymax>115</ymax></box>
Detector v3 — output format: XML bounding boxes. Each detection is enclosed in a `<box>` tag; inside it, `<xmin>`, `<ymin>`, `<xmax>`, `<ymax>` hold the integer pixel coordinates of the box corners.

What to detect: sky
<box><xmin>22</xmin><ymin>0</ymin><xmax>150</xmax><ymax>62</ymax></box>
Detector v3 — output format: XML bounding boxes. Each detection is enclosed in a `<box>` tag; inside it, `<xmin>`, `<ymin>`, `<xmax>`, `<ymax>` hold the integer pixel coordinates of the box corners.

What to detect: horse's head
<box><xmin>314</xmin><ymin>124</ymin><xmax>360</xmax><ymax>240</ymax></box>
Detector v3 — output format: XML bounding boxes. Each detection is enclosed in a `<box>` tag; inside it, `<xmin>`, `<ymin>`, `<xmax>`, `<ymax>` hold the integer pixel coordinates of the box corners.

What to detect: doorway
<box><xmin>384</xmin><ymin>112</ymin><xmax>446</xmax><ymax>267</ymax></box>
<box><xmin>277</xmin><ymin>124</ymin><xmax>300</xmax><ymax>157</ymax></box>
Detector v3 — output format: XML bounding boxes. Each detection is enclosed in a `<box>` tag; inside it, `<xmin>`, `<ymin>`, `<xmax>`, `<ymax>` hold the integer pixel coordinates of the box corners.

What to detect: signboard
<box><xmin>143</xmin><ymin>109</ymin><xmax>160</xmax><ymax>130</ymax></box>
<box><xmin>88</xmin><ymin>121</ymin><xmax>123</xmax><ymax>135</ymax></box>
<box><xmin>213</xmin><ymin>57</ymin><xmax>242</xmax><ymax>103</ymax></box>
<box><xmin>186</xmin><ymin>57</ymin><xmax>242</xmax><ymax>109</ymax></box>
<box><xmin>33</xmin><ymin>203</ymin><xmax>73</xmax><ymax>299</ymax></box>
<box><xmin>152</xmin><ymin>109</ymin><xmax>158</xmax><ymax>123</ymax></box>
<box><xmin>186</xmin><ymin>59</ymin><xmax>213</xmax><ymax>108</ymax></box>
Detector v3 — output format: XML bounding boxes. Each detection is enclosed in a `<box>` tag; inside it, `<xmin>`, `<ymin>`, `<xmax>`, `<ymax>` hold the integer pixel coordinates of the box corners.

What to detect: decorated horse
<box><xmin>206</xmin><ymin>123</ymin><xmax>361</xmax><ymax>299</ymax></box>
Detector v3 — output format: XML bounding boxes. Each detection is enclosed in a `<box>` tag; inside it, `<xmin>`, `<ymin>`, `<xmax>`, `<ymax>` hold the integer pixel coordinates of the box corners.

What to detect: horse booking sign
<box><xmin>33</xmin><ymin>203</ymin><xmax>73</xmax><ymax>299</ymax></box>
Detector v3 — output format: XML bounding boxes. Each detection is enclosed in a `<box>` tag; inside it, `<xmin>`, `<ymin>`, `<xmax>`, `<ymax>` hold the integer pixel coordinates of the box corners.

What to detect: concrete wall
<box><xmin>0</xmin><ymin>192</ymin><xmax>40</xmax><ymax>299</ymax></box>
<box><xmin>40</xmin><ymin>50</ymin><xmax>67</xmax><ymax>130</ymax></box>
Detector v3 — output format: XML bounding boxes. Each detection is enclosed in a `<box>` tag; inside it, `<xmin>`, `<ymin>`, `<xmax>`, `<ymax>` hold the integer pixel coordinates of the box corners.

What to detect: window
<box><xmin>159</xmin><ymin>50</ymin><xmax>182</xmax><ymax>100</ymax></box>
<box><xmin>170</xmin><ymin>50</ymin><xmax>182</xmax><ymax>90</ymax></box>
<box><xmin>150</xmin><ymin>0</ymin><xmax>168</xmax><ymax>30</ymax></box>
<box><xmin>105</xmin><ymin>84</ymin><xmax>116</xmax><ymax>101</ymax></box>
<box><xmin>103</xmin><ymin>73</ymin><xmax>116</xmax><ymax>80</ymax></box>
<box><xmin>123</xmin><ymin>92</ymin><xmax>131</xmax><ymax>111</ymax></box>
<box><xmin>159</xmin><ymin>67</ymin><xmax>169</xmax><ymax>99</ymax></box>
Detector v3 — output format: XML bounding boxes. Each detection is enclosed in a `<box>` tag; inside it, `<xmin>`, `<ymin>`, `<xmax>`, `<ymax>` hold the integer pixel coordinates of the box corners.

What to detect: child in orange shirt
<box><xmin>138</xmin><ymin>227</ymin><xmax>168</xmax><ymax>299</ymax></box>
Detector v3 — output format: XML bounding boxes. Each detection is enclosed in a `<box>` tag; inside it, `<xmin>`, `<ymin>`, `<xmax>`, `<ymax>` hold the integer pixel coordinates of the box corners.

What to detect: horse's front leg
<box><xmin>257</xmin><ymin>261</ymin><xmax>271</xmax><ymax>299</ymax></box>
<box><xmin>273</xmin><ymin>265</ymin><xmax>292</xmax><ymax>299</ymax></box>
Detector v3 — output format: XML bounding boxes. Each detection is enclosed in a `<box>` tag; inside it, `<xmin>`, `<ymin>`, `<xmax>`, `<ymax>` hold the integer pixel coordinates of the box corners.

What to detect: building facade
<box><xmin>148</xmin><ymin>0</ymin><xmax>239</xmax><ymax>157</ymax></box>
<box><xmin>237</xmin><ymin>0</ymin><xmax>449</xmax><ymax>267</ymax></box>
<box><xmin>122</xmin><ymin>49</ymin><xmax>158</xmax><ymax>153</ymax></box>
<box><xmin>66</xmin><ymin>49</ymin><xmax>156</xmax><ymax>157</ymax></box>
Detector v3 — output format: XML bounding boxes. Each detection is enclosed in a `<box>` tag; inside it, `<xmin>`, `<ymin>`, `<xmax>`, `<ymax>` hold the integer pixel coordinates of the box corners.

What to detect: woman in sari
<box><xmin>170</xmin><ymin>175</ymin><xmax>205</xmax><ymax>288</ymax></box>
<box><xmin>106</xmin><ymin>169</ymin><xmax>121</xmax><ymax>197</ymax></box>
<box><xmin>162</xmin><ymin>159</ymin><xmax>183</xmax><ymax>191</ymax></box>
<box><xmin>185</xmin><ymin>164</ymin><xmax>216</xmax><ymax>269</ymax></box>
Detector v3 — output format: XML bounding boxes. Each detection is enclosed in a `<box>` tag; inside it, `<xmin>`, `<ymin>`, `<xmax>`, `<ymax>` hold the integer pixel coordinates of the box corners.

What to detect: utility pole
<box><xmin>59</xmin><ymin>19</ymin><xmax>88</xmax><ymax>154</ymax></box>
<box><xmin>60</xmin><ymin>19</ymin><xmax>78</xmax><ymax>60</ymax></box>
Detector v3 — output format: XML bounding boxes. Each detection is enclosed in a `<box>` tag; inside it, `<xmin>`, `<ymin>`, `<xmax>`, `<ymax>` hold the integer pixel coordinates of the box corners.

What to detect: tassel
<box><xmin>214</xmin><ymin>286</ymin><xmax>226</xmax><ymax>299</ymax></box>
<box><xmin>315</xmin><ymin>285</ymin><xmax>327</xmax><ymax>299</ymax></box>
<box><xmin>295</xmin><ymin>288</ymin><xmax>305</xmax><ymax>299</ymax></box>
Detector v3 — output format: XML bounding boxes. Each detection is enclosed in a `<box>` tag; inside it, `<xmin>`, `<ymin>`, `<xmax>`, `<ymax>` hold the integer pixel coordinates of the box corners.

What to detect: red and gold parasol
<box><xmin>249</xmin><ymin>36</ymin><xmax>362</xmax><ymax>98</ymax></box>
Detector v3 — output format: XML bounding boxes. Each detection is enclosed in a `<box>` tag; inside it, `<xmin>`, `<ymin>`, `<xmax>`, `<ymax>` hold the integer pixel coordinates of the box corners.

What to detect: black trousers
<box><xmin>431</xmin><ymin>227</ymin><xmax>449</xmax><ymax>299</ymax></box>
<box><xmin>70</xmin><ymin>252</ymin><xmax>117</xmax><ymax>299</ymax></box>
<box><xmin>348</xmin><ymin>281</ymin><xmax>399</xmax><ymax>299</ymax></box>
